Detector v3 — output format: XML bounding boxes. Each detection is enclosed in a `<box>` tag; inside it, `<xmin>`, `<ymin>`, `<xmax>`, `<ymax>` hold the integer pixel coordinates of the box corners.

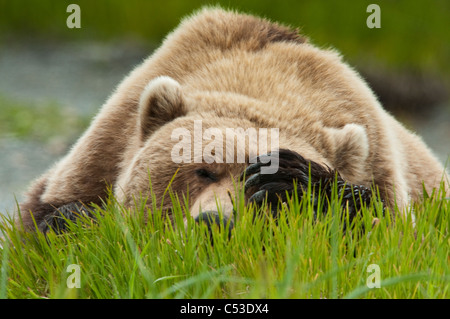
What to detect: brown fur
<box><xmin>17</xmin><ymin>7</ymin><xmax>448</xmax><ymax>230</ymax></box>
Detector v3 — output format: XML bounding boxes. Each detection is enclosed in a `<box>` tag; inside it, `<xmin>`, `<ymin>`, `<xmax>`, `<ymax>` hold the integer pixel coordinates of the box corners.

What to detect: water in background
<box><xmin>0</xmin><ymin>40</ymin><xmax>147</xmax><ymax>215</ymax></box>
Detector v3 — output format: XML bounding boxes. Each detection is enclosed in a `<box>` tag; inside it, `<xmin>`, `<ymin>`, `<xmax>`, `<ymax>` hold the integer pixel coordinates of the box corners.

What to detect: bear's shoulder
<box><xmin>168</xmin><ymin>7</ymin><xmax>306</xmax><ymax>52</ymax></box>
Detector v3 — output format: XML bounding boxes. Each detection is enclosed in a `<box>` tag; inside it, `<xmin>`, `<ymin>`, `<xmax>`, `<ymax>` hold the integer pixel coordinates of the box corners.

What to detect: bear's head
<box><xmin>114</xmin><ymin>76</ymin><xmax>273</xmax><ymax>219</ymax></box>
<box><xmin>114</xmin><ymin>76</ymin><xmax>370</xmax><ymax>221</ymax></box>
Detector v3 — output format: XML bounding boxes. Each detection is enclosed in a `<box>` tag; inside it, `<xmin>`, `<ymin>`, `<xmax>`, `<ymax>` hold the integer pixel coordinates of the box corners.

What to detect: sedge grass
<box><xmin>0</xmin><ymin>180</ymin><xmax>448</xmax><ymax>299</ymax></box>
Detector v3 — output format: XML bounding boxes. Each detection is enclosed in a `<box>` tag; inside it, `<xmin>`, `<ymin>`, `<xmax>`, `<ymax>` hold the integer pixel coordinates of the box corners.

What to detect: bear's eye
<box><xmin>195</xmin><ymin>169</ymin><xmax>218</xmax><ymax>182</ymax></box>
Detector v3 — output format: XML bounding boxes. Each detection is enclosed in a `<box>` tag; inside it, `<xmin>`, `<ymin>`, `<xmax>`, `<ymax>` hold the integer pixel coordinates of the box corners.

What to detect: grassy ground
<box><xmin>0</xmin><ymin>95</ymin><xmax>90</xmax><ymax>142</ymax></box>
<box><xmin>1</xmin><ymin>182</ymin><xmax>448</xmax><ymax>299</ymax></box>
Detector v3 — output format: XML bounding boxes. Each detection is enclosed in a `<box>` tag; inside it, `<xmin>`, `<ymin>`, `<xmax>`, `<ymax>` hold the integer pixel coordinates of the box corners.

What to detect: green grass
<box><xmin>1</xmin><ymin>181</ymin><xmax>448</xmax><ymax>299</ymax></box>
<box><xmin>0</xmin><ymin>95</ymin><xmax>90</xmax><ymax>142</ymax></box>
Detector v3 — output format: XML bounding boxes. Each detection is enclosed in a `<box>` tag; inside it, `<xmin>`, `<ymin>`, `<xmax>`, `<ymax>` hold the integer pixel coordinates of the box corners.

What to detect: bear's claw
<box><xmin>240</xmin><ymin>149</ymin><xmax>384</xmax><ymax>227</ymax></box>
<box><xmin>39</xmin><ymin>202</ymin><xmax>96</xmax><ymax>234</ymax></box>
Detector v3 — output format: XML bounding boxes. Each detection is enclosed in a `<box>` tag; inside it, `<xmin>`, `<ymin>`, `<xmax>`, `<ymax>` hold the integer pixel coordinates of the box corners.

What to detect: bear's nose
<box><xmin>194</xmin><ymin>211</ymin><xmax>234</xmax><ymax>239</ymax></box>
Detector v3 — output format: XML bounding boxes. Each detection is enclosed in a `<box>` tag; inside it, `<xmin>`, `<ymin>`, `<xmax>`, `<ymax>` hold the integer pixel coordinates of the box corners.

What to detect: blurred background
<box><xmin>0</xmin><ymin>0</ymin><xmax>449</xmax><ymax>215</ymax></box>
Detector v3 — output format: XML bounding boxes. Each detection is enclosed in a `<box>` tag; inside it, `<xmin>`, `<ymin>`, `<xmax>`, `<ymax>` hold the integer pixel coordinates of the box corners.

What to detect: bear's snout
<box><xmin>194</xmin><ymin>211</ymin><xmax>234</xmax><ymax>240</ymax></box>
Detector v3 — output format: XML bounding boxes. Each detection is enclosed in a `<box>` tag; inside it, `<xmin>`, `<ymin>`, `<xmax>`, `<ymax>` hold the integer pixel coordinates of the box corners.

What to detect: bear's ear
<box><xmin>323</xmin><ymin>123</ymin><xmax>369</xmax><ymax>182</ymax></box>
<box><xmin>138</xmin><ymin>76</ymin><xmax>186</xmax><ymax>141</ymax></box>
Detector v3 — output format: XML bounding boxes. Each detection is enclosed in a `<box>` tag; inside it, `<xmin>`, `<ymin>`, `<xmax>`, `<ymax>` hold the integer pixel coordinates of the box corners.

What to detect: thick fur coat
<box><xmin>18</xmin><ymin>8</ymin><xmax>448</xmax><ymax>230</ymax></box>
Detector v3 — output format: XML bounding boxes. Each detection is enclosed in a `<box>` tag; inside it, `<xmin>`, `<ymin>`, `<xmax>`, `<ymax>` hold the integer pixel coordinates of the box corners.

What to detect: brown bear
<box><xmin>17</xmin><ymin>7</ymin><xmax>448</xmax><ymax>232</ymax></box>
